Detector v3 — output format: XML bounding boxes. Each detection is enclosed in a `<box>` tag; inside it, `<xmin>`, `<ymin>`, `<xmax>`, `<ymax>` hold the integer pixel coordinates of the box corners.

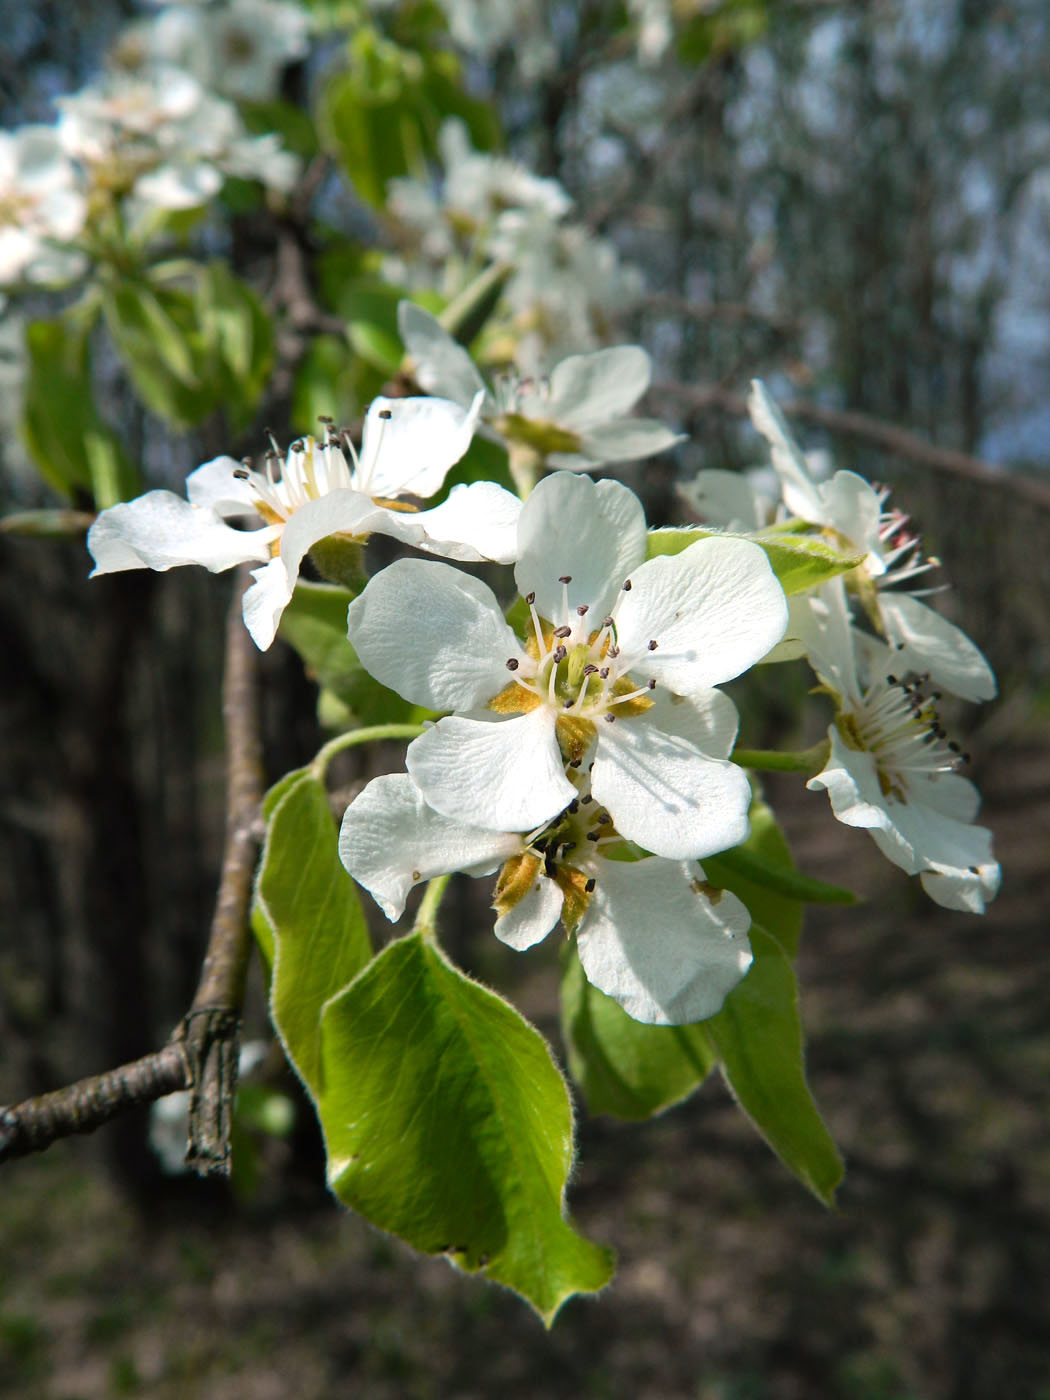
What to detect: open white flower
<box><xmin>339</xmin><ymin>771</ymin><xmax>752</xmax><ymax>1026</ymax></box>
<box><xmin>89</xmin><ymin>393</ymin><xmax>521</xmax><ymax>649</ymax></box>
<box><xmin>800</xmin><ymin>580</ymin><xmax>999</xmax><ymax>913</ymax></box>
<box><xmin>347</xmin><ymin>471</ymin><xmax>787</xmax><ymax>858</ymax></box>
<box><xmin>746</xmin><ymin>380</ymin><xmax>996</xmax><ymax>703</ymax></box>
<box><xmin>0</xmin><ymin>126</ymin><xmax>87</xmax><ymax>288</ymax></box>
<box><xmin>399</xmin><ymin>301</ymin><xmax>682</xmax><ymax>470</ymax></box>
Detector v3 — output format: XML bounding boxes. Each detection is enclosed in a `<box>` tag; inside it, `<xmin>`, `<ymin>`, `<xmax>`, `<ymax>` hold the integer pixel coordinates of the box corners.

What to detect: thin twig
<box><xmin>0</xmin><ymin>569</ymin><xmax>264</xmax><ymax>1172</ymax></box>
<box><xmin>655</xmin><ymin>379</ymin><xmax>1050</xmax><ymax>511</ymax></box>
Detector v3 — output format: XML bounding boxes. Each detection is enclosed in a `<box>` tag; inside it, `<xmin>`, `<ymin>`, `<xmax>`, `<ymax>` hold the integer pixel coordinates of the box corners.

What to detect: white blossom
<box><xmin>89</xmin><ymin>393</ymin><xmax>521</xmax><ymax>650</ymax></box>
<box><xmin>0</xmin><ymin>126</ymin><xmax>87</xmax><ymax>288</ymax></box>
<box><xmin>339</xmin><ymin>771</ymin><xmax>753</xmax><ymax>1025</ymax></box>
<box><xmin>399</xmin><ymin>302</ymin><xmax>682</xmax><ymax>469</ymax></box>
<box><xmin>56</xmin><ymin>66</ymin><xmax>299</xmax><ymax>216</ymax></box>
<box><xmin>711</xmin><ymin>380</ymin><xmax>997</xmax><ymax>703</ymax></box>
<box><xmin>113</xmin><ymin>0</ymin><xmax>311</xmax><ymax>103</ymax></box>
<box><xmin>347</xmin><ymin>471</ymin><xmax>787</xmax><ymax>857</ymax></box>
<box><xmin>800</xmin><ymin>580</ymin><xmax>999</xmax><ymax>913</ymax></box>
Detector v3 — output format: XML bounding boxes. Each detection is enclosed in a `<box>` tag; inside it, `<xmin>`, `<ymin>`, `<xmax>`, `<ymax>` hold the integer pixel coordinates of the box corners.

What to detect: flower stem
<box><xmin>311</xmin><ymin>722</ymin><xmax>426</xmax><ymax>780</ymax></box>
<box><xmin>413</xmin><ymin>874</ymin><xmax>452</xmax><ymax>941</ymax></box>
<box><xmin>507</xmin><ymin>442</ymin><xmax>541</xmax><ymax>499</ymax></box>
<box><xmin>730</xmin><ymin>739</ymin><xmax>829</xmax><ymax>774</ymax></box>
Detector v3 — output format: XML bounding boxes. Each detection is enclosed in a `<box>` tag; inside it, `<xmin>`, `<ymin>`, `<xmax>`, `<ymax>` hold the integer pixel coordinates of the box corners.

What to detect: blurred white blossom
<box><xmin>0</xmin><ymin>126</ymin><xmax>87</xmax><ymax>288</ymax></box>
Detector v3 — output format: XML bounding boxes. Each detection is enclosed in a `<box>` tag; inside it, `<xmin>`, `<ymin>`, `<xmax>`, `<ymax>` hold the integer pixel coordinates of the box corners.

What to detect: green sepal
<box><xmin>319</xmin><ymin>931</ymin><xmax>615</xmax><ymax>1322</ymax></box>
<box><xmin>278</xmin><ymin>581</ymin><xmax>436</xmax><ymax>725</ymax></box>
<box><xmin>702</xmin><ymin>927</ymin><xmax>844</xmax><ymax>1205</ymax></box>
<box><xmin>561</xmin><ymin>950</ymin><xmax>716</xmax><ymax>1120</ymax></box>
<box><xmin>646</xmin><ymin>525</ymin><xmax>863</xmax><ymax>596</ymax></box>
<box><xmin>253</xmin><ymin>769</ymin><xmax>373</xmax><ymax>1099</ymax></box>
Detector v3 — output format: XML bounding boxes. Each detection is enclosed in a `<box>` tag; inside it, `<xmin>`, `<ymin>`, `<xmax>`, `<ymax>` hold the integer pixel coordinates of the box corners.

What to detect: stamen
<box><xmin>647</xmin><ymin>639</ymin><xmax>658</xmax><ymax>651</ymax></box>
<box><xmin>584</xmin><ymin>878</ymin><xmax>596</xmax><ymax>893</ymax></box>
<box><xmin>379</xmin><ymin>408</ymin><xmax>392</xmax><ymax>420</ymax></box>
<box><xmin>622</xmin><ymin>579</ymin><xmax>632</xmax><ymax>591</ymax></box>
<box><xmin>576</xmin><ymin>605</ymin><xmax>589</xmax><ymax>616</ymax></box>
<box><xmin>233</xmin><ymin>468</ymin><xmax>250</xmax><ymax>480</ymax></box>
<box><xmin>559</xmin><ymin>575</ymin><xmax>572</xmax><ymax>584</ymax></box>
<box><xmin>506</xmin><ymin>658</ymin><xmax>519</xmax><ymax>671</ymax></box>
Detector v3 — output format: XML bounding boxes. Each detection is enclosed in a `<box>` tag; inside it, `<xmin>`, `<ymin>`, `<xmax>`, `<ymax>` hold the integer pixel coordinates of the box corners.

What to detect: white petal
<box><xmin>642</xmin><ymin>686</ymin><xmax>740</xmax><ymax>760</ymax></box>
<box><xmin>571</xmin><ymin>419</ymin><xmax>684</xmax><ymax>465</ymax></box>
<box><xmin>806</xmin><ymin>728</ymin><xmax>888</xmax><ymax>830</ymax></box>
<box><xmin>577</xmin><ymin>858</ymin><xmax>752</xmax><ymax>1025</ymax></box>
<box><xmin>87</xmin><ymin>491</ymin><xmax>272</xmax><ymax>576</ymax></box>
<box><xmin>407</xmin><ymin>709</ymin><xmax>576</xmax><ymax>832</ymax></box>
<box><xmin>546</xmin><ymin>346</ymin><xmax>651</xmax><ymax>430</ymax></box>
<box><xmin>185</xmin><ymin>456</ymin><xmax>262</xmax><ymax>518</ymax></box>
<box><xmin>406</xmin><ymin>482</ymin><xmax>522</xmax><ymax>564</ymax></box>
<box><xmin>494</xmin><ymin>871</ymin><xmax>564</xmax><ymax>950</ymax></box>
<box><xmin>591</xmin><ymin>708</ymin><xmax>753</xmax><ymax>859</ymax></box>
<box><xmin>355</xmin><ymin>393</ymin><xmax>482</xmax><ymax>500</ymax></box>
<box><xmin>819</xmin><ymin>471</ymin><xmax>884</xmax><ymax>571</ymax></box>
<box><xmin>747</xmin><ymin>380</ymin><xmax>824</xmax><ymax>522</ymax></box>
<box><xmin>397</xmin><ymin>301</ymin><xmax>491</xmax><ymax>411</ymax></box>
<box><xmin>338</xmin><ymin>773</ymin><xmax>521</xmax><ymax>921</ymax></box>
<box><xmin>678</xmin><ymin>468</ymin><xmax>771</xmax><ymax>531</ymax></box>
<box><xmin>614</xmin><ymin>537</ymin><xmax>788</xmax><ymax>692</ymax></box>
<box><xmin>877</xmin><ymin>593</ymin><xmax>997</xmax><ymax>702</ymax></box>
<box><xmin>920</xmin><ymin>862</ymin><xmax>1000</xmax><ymax>914</ymax></box>
<box><xmin>242</xmin><ymin>489</ymin><xmax>382</xmax><ymax>651</ymax></box>
<box><xmin>514</xmin><ymin>472</ymin><xmax>647</xmax><ymax>622</ymax></box>
<box><xmin>348</xmin><ymin>557</ymin><xmax>521</xmax><ymax>710</ymax></box>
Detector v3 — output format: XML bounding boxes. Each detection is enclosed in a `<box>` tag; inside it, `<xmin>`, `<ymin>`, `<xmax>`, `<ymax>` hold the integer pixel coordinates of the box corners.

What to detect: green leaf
<box><xmin>646</xmin><ymin>526</ymin><xmax>863</xmax><ymax>596</ymax></box>
<box><xmin>561</xmin><ymin>950</ymin><xmax>715</xmax><ymax>1120</ymax></box>
<box><xmin>278</xmin><ymin>581</ymin><xmax>435</xmax><ymax>725</ymax></box>
<box><xmin>319</xmin><ymin>932</ymin><xmax>615</xmax><ymax>1321</ymax></box>
<box><xmin>254</xmin><ymin>771</ymin><xmax>373</xmax><ymax>1097</ymax></box>
<box><xmin>702</xmin><ymin>797</ymin><xmax>803</xmax><ymax>957</ymax></box>
<box><xmin>194</xmin><ymin>262</ymin><xmax>274</xmax><ymax>432</ymax></box>
<box><xmin>19</xmin><ymin>319</ymin><xmax>139</xmax><ymax>504</ymax></box>
<box><xmin>702</xmin><ymin>927</ymin><xmax>843</xmax><ymax>1205</ymax></box>
<box><xmin>706</xmin><ymin>843</ymin><xmax>857</xmax><ymax>911</ymax></box>
<box><xmin>102</xmin><ymin>281</ymin><xmax>215</xmax><ymax>428</ymax></box>
<box><xmin>291</xmin><ymin>333</ymin><xmax>357</xmax><ymax>435</ymax></box>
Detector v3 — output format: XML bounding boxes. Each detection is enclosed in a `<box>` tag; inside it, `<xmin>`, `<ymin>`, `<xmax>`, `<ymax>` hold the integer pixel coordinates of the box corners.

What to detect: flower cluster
<box><xmin>681</xmin><ymin>380</ymin><xmax>1000</xmax><ymax>910</ymax></box>
<box><xmin>385</xmin><ymin>119</ymin><xmax>643</xmax><ymax>373</ymax></box>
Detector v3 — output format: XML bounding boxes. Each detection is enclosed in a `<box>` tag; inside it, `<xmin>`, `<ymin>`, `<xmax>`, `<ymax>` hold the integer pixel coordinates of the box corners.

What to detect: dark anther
<box><xmin>608</xmin><ymin>646</ymin><xmax>620</xmax><ymax>658</ymax></box>
<box><xmin>599</xmin><ymin>667</ymin><xmax>610</xmax><ymax>679</ymax></box>
<box><xmin>506</xmin><ymin>658</ymin><xmax>519</xmax><ymax>671</ymax></box>
<box><xmin>580</xmin><ymin>794</ymin><xmax>593</xmax><ymax>804</ymax></box>
<box><xmin>525</xmin><ymin>591</ymin><xmax>536</xmax><ymax>605</ymax></box>
<box><xmin>887</xmin><ymin>674</ymin><xmax>898</xmax><ymax>685</ymax></box>
<box><xmin>552</xmin><ymin>646</ymin><xmax>567</xmax><ymax>663</ymax></box>
<box><xmin>604</xmin><ymin>713</ymin><xmax>616</xmax><ymax>723</ymax></box>
<box><xmin>232</xmin><ymin>468</ymin><xmax>250</xmax><ymax>480</ymax></box>
<box><xmin>569</xmin><ymin>757</ymin><xmax>582</xmax><ymax>768</ymax></box>
<box><xmin>948</xmin><ymin>740</ymin><xmax>960</xmax><ymax>753</ymax></box>
<box><xmin>568</xmin><ymin>799</ymin><xmax>579</xmax><ymax>814</ymax></box>
<box><xmin>648</xmin><ymin>639</ymin><xmax>658</xmax><ymax>650</ymax></box>
<box><xmin>553</xmin><ymin>625</ymin><xmax>572</xmax><ymax>638</ymax></box>
<box><xmin>597</xmin><ymin>813</ymin><xmax>611</xmax><ymax>824</ymax></box>
<box><xmin>563</xmin><ymin>698</ymin><xmax>575</xmax><ymax>708</ymax></box>
<box><xmin>602</xmin><ymin>616</ymin><xmax>614</xmax><ymax>628</ymax></box>
<box><xmin>583</xmin><ymin>664</ymin><xmax>599</xmax><ymax>676</ymax></box>
<box><xmin>584</xmin><ymin>878</ymin><xmax>596</xmax><ymax>893</ymax></box>
<box><xmin>559</xmin><ymin>574</ymin><xmax>572</xmax><ymax>584</ymax></box>
<box><xmin>647</xmin><ymin>679</ymin><xmax>656</xmax><ymax>690</ymax></box>
<box><xmin>577</xmin><ymin>604</ymin><xmax>589</xmax><ymax>616</ymax></box>
<box><xmin>379</xmin><ymin>408</ymin><xmax>393</xmax><ymax>420</ymax></box>
<box><xmin>290</xmin><ymin>438</ymin><xmax>304</xmax><ymax>452</ymax></box>
<box><xmin>622</xmin><ymin>579</ymin><xmax>632</xmax><ymax>591</ymax></box>
<box><xmin>586</xmin><ymin>831</ymin><xmax>600</xmax><ymax>841</ymax></box>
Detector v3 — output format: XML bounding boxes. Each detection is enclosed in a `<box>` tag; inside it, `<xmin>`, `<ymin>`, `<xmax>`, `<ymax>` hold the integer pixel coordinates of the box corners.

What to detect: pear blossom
<box><xmin>0</xmin><ymin>126</ymin><xmax>87</xmax><ymax>289</ymax></box>
<box><xmin>56</xmin><ymin>66</ymin><xmax>299</xmax><ymax>214</ymax></box>
<box><xmin>399</xmin><ymin>302</ymin><xmax>682</xmax><ymax>470</ymax></box>
<box><xmin>339</xmin><ymin>771</ymin><xmax>752</xmax><ymax>1025</ymax></box>
<box><xmin>347</xmin><ymin>471</ymin><xmax>787</xmax><ymax>858</ymax></box>
<box><xmin>745</xmin><ymin>380</ymin><xmax>996</xmax><ymax>702</ymax></box>
<box><xmin>89</xmin><ymin>393</ymin><xmax>522</xmax><ymax>650</ymax></box>
<box><xmin>799</xmin><ymin>580</ymin><xmax>999</xmax><ymax>913</ymax></box>
<box><xmin>112</xmin><ymin>0</ymin><xmax>311</xmax><ymax>103</ymax></box>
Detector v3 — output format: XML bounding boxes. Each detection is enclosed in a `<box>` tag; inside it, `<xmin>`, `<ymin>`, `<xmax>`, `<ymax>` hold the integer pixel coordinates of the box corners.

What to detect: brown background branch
<box><xmin>0</xmin><ymin>569</ymin><xmax>264</xmax><ymax>1172</ymax></box>
<box><xmin>655</xmin><ymin>379</ymin><xmax>1050</xmax><ymax>512</ymax></box>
